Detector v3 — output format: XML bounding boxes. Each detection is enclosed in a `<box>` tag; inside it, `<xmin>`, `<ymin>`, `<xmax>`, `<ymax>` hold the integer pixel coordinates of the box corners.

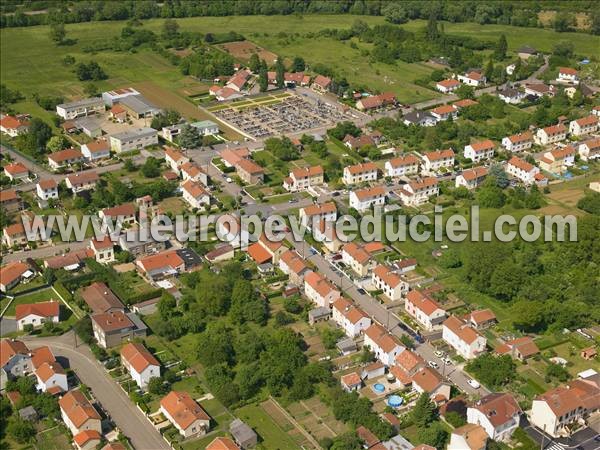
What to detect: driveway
<box><xmin>24</xmin><ymin>332</ymin><xmax>169</xmax><ymax>450</ymax></box>
<box><xmin>0</xmin><ymin>318</ymin><xmax>16</xmax><ymax>336</ymax></box>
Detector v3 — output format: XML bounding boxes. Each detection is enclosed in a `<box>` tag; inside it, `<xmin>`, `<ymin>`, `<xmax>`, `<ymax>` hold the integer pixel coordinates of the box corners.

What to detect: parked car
<box><xmin>467</xmin><ymin>378</ymin><xmax>480</xmax><ymax>389</ymax></box>
<box><xmin>434</xmin><ymin>350</ymin><xmax>444</xmax><ymax>358</ymax></box>
<box><xmin>428</xmin><ymin>361</ymin><xmax>439</xmax><ymax>369</ymax></box>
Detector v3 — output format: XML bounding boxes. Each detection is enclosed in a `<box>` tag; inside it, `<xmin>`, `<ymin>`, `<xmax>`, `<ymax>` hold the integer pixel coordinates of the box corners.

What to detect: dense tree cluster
<box><xmin>180</xmin><ymin>46</ymin><xmax>235</xmax><ymax>80</ymax></box>
<box><xmin>465</xmin><ymin>354</ymin><xmax>517</xmax><ymax>388</ymax></box>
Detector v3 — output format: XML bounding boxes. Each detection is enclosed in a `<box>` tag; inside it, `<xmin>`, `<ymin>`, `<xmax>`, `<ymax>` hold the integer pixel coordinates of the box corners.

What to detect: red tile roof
<box><xmin>412</xmin><ymin>367</ymin><xmax>443</xmax><ymax>393</ymax></box>
<box><xmin>0</xmin><ymin>339</ymin><xmax>29</xmax><ymax>367</ymax></box>
<box><xmin>206</xmin><ymin>437</ymin><xmax>240</xmax><ymax>450</ymax></box>
<box><xmin>469</xmin><ymin>140</ymin><xmax>495</xmax><ymax>152</ymax></box>
<box><xmin>160</xmin><ymin>391</ymin><xmax>210</xmax><ymax>430</ymax></box>
<box><xmin>121</xmin><ymin>342</ymin><xmax>160</xmax><ymax>374</ymax></box>
<box><xmin>424</xmin><ymin>149</ymin><xmax>454</xmax><ymax>161</ymax></box>
<box><xmin>4</xmin><ymin>162</ymin><xmax>28</xmax><ymax>175</ymax></box>
<box><xmin>138</xmin><ymin>250</ymin><xmax>184</xmax><ymax>273</ymax></box>
<box><xmin>73</xmin><ymin>430</ymin><xmax>102</xmax><ymax>447</ymax></box>
<box><xmin>247</xmin><ymin>242</ymin><xmax>272</xmax><ymax>264</ymax></box>
<box><xmin>460</xmin><ymin>166</ymin><xmax>488</xmax><ymax>182</ymax></box>
<box><xmin>48</xmin><ymin>148</ymin><xmax>83</xmax><ymax>163</ymax></box>
<box><xmin>438</xmin><ymin>79</ymin><xmax>460</xmax><ymax>88</ymax></box>
<box><xmin>406</xmin><ymin>290</ymin><xmax>443</xmax><ymax>316</ymax></box>
<box><xmin>508</xmin><ymin>156</ymin><xmax>535</xmax><ymax>172</ymax></box>
<box><xmin>80</xmin><ymin>282</ymin><xmax>124</xmax><ymax>314</ymax></box>
<box><xmin>15</xmin><ymin>301</ymin><xmax>59</xmax><ymax>321</ymax></box>
<box><xmin>443</xmin><ymin>315</ymin><xmax>482</xmax><ymax>345</ymax></box>
<box><xmin>59</xmin><ymin>390</ymin><xmax>101</xmax><ymax>428</ymax></box>
<box><xmin>388</xmin><ymin>154</ymin><xmax>420</xmax><ymax>168</ymax></box>
<box><xmin>471</xmin><ymin>393</ymin><xmax>521</xmax><ymax>428</ymax></box>
<box><xmin>92</xmin><ymin>311</ymin><xmax>134</xmax><ymax>332</ymax></box>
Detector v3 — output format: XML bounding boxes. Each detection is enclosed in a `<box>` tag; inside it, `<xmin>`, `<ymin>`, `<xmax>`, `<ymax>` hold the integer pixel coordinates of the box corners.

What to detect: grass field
<box><xmin>3</xmin><ymin>287</ymin><xmax>58</xmax><ymax>316</ymax></box>
<box><xmin>235</xmin><ymin>403</ymin><xmax>303</xmax><ymax>450</ymax></box>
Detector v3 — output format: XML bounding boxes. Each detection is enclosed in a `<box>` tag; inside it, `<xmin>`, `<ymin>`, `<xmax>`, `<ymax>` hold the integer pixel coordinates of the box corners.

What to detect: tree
<box><xmin>445</xmin><ymin>411</ymin><xmax>466</xmax><ymax>428</ymax></box>
<box><xmin>249</xmin><ymin>53</ymin><xmax>261</xmax><ymax>73</ymax></box>
<box><xmin>418</xmin><ymin>421</ymin><xmax>449</xmax><ymax>449</ymax></box>
<box><xmin>50</xmin><ymin>22</ymin><xmax>66</xmax><ymax>44</ymax></box>
<box><xmin>162</xmin><ymin>18</ymin><xmax>179</xmax><ymax>38</ymax></box>
<box><xmin>275</xmin><ymin>55</ymin><xmax>285</xmax><ymax>89</ymax></box>
<box><xmin>330</xmin><ymin>432</ymin><xmax>363</xmax><ymax>450</ymax></box>
<box><xmin>494</xmin><ymin>34</ymin><xmax>507</xmax><ymax>60</ymax></box>
<box><xmin>25</xmin><ymin>118</ymin><xmax>53</xmax><ymax>154</ymax></box>
<box><xmin>591</xmin><ymin>10</ymin><xmax>600</xmax><ymax>35</ymax></box>
<box><xmin>140</xmin><ymin>157</ymin><xmax>161</xmax><ymax>178</ymax></box>
<box><xmin>6</xmin><ymin>417</ymin><xmax>35</xmax><ymax>443</ymax></box>
<box><xmin>488</xmin><ymin>164</ymin><xmax>509</xmax><ymax>188</ymax></box>
<box><xmin>554</xmin><ymin>12</ymin><xmax>573</xmax><ymax>32</ymax></box>
<box><xmin>455</xmin><ymin>84</ymin><xmax>475</xmax><ymax>99</ymax></box>
<box><xmin>123</xmin><ymin>158</ymin><xmax>137</xmax><ymax>172</ymax></box>
<box><xmin>477</xmin><ymin>176</ymin><xmax>506</xmax><ymax>208</ymax></box>
<box><xmin>577</xmin><ymin>192</ymin><xmax>600</xmax><ymax>215</ymax></box>
<box><xmin>46</xmin><ymin>135</ymin><xmax>68</xmax><ymax>153</ymax></box>
<box><xmin>177</xmin><ymin>124</ymin><xmax>201</xmax><ymax>149</ymax></box>
<box><xmin>158</xmin><ymin>291</ymin><xmax>176</xmax><ymax>319</ymax></box>
<box><xmin>383</xmin><ymin>3</ymin><xmax>408</xmax><ymax>24</ymax></box>
<box><xmin>426</xmin><ymin>14</ymin><xmax>440</xmax><ymax>41</ymax></box>
<box><xmin>147</xmin><ymin>376</ymin><xmax>169</xmax><ymax>395</ymax></box>
<box><xmin>229</xmin><ymin>279</ymin><xmax>267</xmax><ymax>325</ymax></box>
<box><xmin>546</xmin><ymin>363</ymin><xmax>570</xmax><ymax>382</ymax></box>
<box><xmin>291</xmin><ymin>56</ymin><xmax>305</xmax><ymax>72</ymax></box>
<box><xmin>484</xmin><ymin>59</ymin><xmax>494</xmax><ymax>81</ymax></box>
<box><xmin>76</xmin><ymin>61</ymin><xmax>107</xmax><ymax>81</ymax></box>
<box><xmin>465</xmin><ymin>354</ymin><xmax>516</xmax><ymax>389</ymax></box>
<box><xmin>412</xmin><ymin>393</ymin><xmax>436</xmax><ymax>428</ymax></box>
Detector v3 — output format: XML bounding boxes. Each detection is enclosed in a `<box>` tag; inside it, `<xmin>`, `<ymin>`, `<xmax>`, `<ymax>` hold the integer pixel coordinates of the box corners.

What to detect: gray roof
<box><xmin>126</xmin><ymin>312</ymin><xmax>148</xmax><ymax>333</ymax></box>
<box><xmin>119</xmin><ymin>229</ymin><xmax>161</xmax><ymax>250</ymax></box>
<box><xmin>74</xmin><ymin>116</ymin><xmax>102</xmax><ymax>131</ymax></box>
<box><xmin>403</xmin><ymin>110</ymin><xmax>434</xmax><ymax>124</ymax></box>
<box><xmin>382</xmin><ymin>434</ymin><xmax>414</xmax><ymax>450</ymax></box>
<box><xmin>518</xmin><ymin>45</ymin><xmax>538</xmax><ymax>54</ymax></box>
<box><xmin>18</xmin><ymin>406</ymin><xmax>37</xmax><ymax>420</ymax></box>
<box><xmin>308</xmin><ymin>306</ymin><xmax>331</xmax><ymax>321</ymax></box>
<box><xmin>336</xmin><ymin>337</ymin><xmax>357</xmax><ymax>352</ymax></box>
<box><xmin>499</xmin><ymin>88</ymin><xmax>521</xmax><ymax>97</ymax></box>
<box><xmin>58</xmin><ymin>97</ymin><xmax>103</xmax><ymax>110</ymax></box>
<box><xmin>229</xmin><ymin>418</ymin><xmax>257</xmax><ymax>442</ymax></box>
<box><xmin>190</xmin><ymin>120</ymin><xmax>218</xmax><ymax>130</ymax></box>
<box><xmin>119</xmin><ymin>94</ymin><xmax>161</xmax><ymax>115</ymax></box>
<box><xmin>111</xmin><ymin>127</ymin><xmax>157</xmax><ymax>141</ymax></box>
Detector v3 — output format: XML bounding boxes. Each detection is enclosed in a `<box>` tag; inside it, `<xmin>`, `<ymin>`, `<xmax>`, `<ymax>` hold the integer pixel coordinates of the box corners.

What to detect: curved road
<box><xmin>24</xmin><ymin>332</ymin><xmax>168</xmax><ymax>450</ymax></box>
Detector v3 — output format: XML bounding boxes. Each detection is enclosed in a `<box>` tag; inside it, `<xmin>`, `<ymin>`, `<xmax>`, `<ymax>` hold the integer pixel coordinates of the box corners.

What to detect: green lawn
<box><xmin>235</xmin><ymin>403</ymin><xmax>302</xmax><ymax>450</ymax></box>
<box><xmin>3</xmin><ymin>288</ymin><xmax>58</xmax><ymax>316</ymax></box>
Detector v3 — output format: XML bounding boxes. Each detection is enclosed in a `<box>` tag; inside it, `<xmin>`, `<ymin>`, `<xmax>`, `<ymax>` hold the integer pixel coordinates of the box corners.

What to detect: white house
<box><xmin>283</xmin><ymin>166</ymin><xmax>324</xmax><ymax>192</ymax></box>
<box><xmin>164</xmin><ymin>147</ymin><xmax>190</xmax><ymax>173</ymax></box>
<box><xmin>467</xmin><ymin>393</ymin><xmax>521</xmax><ymax>442</ymax></box>
<box><xmin>299</xmin><ymin>202</ymin><xmax>337</xmax><ymax>228</ymax></box>
<box><xmin>411</xmin><ymin>367</ymin><xmax>451</xmax><ymax>402</ymax></box>
<box><xmin>181</xmin><ymin>180</ymin><xmax>210</xmax><ymax>210</ymax></box>
<box><xmin>35</xmin><ymin>361</ymin><xmax>68</xmax><ymax>394</ymax></box>
<box><xmin>569</xmin><ymin>115</ymin><xmax>599</xmax><ymax>136</ymax></box>
<box><xmin>398</xmin><ymin>177</ymin><xmax>439</xmax><ymax>206</ymax></box>
<box><xmin>535</xmin><ymin>123</ymin><xmax>567</xmax><ymax>146</ymax></box>
<box><xmin>538</xmin><ymin>146</ymin><xmax>576</xmax><ymax>174</ymax></box>
<box><xmin>56</xmin><ymin>97</ymin><xmax>105</xmax><ymax>120</ymax></box>
<box><xmin>36</xmin><ymin>179</ymin><xmax>58</xmax><ymax>202</ymax></box>
<box><xmin>442</xmin><ymin>315</ymin><xmax>487</xmax><ymax>360</ymax></box>
<box><xmin>341</xmin><ymin>242</ymin><xmax>380</xmax><ymax>277</ymax></box>
<box><xmin>421</xmin><ymin>149</ymin><xmax>454</xmax><ymax>174</ymax></box>
<box><xmin>506</xmin><ymin>156</ymin><xmax>540</xmax><ymax>185</ymax></box>
<box><xmin>81</xmin><ymin>139</ymin><xmax>111</xmax><ymax>161</ymax></box>
<box><xmin>65</xmin><ymin>171</ymin><xmax>99</xmax><ymax>193</ymax></box>
<box><xmin>436</xmin><ymin>79</ymin><xmax>461</xmax><ymax>93</ymax></box>
<box><xmin>405</xmin><ymin>290</ymin><xmax>446</xmax><ymax>331</ymax></box>
<box><xmin>120</xmin><ymin>342</ymin><xmax>160</xmax><ymax>390</ymax></box>
<box><xmin>3</xmin><ymin>162</ymin><xmax>28</xmax><ymax>181</ymax></box>
<box><xmin>464</xmin><ymin>140</ymin><xmax>495</xmax><ymax>163</ymax></box>
<box><xmin>59</xmin><ymin>390</ymin><xmax>102</xmax><ymax>436</ymax></box>
<box><xmin>90</xmin><ymin>237</ymin><xmax>115</xmax><ymax>264</ymax></box>
<box><xmin>1</xmin><ymin>339</ymin><xmax>32</xmax><ymax>389</ymax></box>
<box><xmin>160</xmin><ymin>391</ymin><xmax>210</xmax><ymax>438</ymax></box>
<box><xmin>456</xmin><ymin>166</ymin><xmax>488</xmax><ymax>190</ymax></box>
<box><xmin>372</xmin><ymin>265</ymin><xmax>408</xmax><ymax>301</ymax></box>
<box><xmin>457</xmin><ymin>71</ymin><xmax>486</xmax><ymax>87</ymax></box>
<box><xmin>593</xmin><ymin>105</ymin><xmax>600</xmax><ymax>117</ymax></box>
<box><xmin>556</xmin><ymin>67</ymin><xmax>579</xmax><ymax>84</ymax></box>
<box><xmin>430</xmin><ymin>104</ymin><xmax>457</xmax><ymax>121</ymax></box>
<box><xmin>363</xmin><ymin>323</ymin><xmax>404</xmax><ymax>366</ymax></box>
<box><xmin>498</xmin><ymin>88</ymin><xmax>525</xmax><ymax>105</ymax></box>
<box><xmin>15</xmin><ymin>301</ymin><xmax>60</xmax><ymax>331</ymax></box>
<box><xmin>180</xmin><ymin>162</ymin><xmax>208</xmax><ymax>186</ymax></box>
<box><xmin>47</xmin><ymin>148</ymin><xmax>84</xmax><ymax>171</ymax></box>
<box><xmin>578</xmin><ymin>137</ymin><xmax>600</xmax><ymax>161</ymax></box>
<box><xmin>385</xmin><ymin>154</ymin><xmax>420</xmax><ymax>178</ymax></box>
<box><xmin>0</xmin><ymin>115</ymin><xmax>29</xmax><ymax>137</ymax></box>
<box><xmin>304</xmin><ymin>271</ymin><xmax>340</xmax><ymax>308</ymax></box>
<box><xmin>342</xmin><ymin>162</ymin><xmax>378</xmax><ymax>185</ymax></box>
<box><xmin>502</xmin><ymin>131</ymin><xmax>533</xmax><ymax>152</ymax></box>
<box><xmin>110</xmin><ymin>128</ymin><xmax>158</xmax><ymax>153</ymax></box>
<box><xmin>331</xmin><ymin>297</ymin><xmax>372</xmax><ymax>338</ymax></box>
<box><xmin>349</xmin><ymin>186</ymin><xmax>386</xmax><ymax>212</ymax></box>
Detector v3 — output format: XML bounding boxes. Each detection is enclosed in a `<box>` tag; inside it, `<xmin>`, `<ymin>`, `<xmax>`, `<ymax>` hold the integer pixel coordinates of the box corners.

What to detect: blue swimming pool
<box><xmin>387</xmin><ymin>395</ymin><xmax>403</xmax><ymax>408</ymax></box>
<box><xmin>373</xmin><ymin>383</ymin><xmax>385</xmax><ymax>393</ymax></box>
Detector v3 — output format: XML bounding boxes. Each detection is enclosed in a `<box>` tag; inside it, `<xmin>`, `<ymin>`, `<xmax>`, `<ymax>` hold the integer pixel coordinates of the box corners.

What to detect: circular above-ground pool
<box><xmin>372</xmin><ymin>383</ymin><xmax>385</xmax><ymax>393</ymax></box>
<box><xmin>387</xmin><ymin>395</ymin><xmax>403</xmax><ymax>408</ymax></box>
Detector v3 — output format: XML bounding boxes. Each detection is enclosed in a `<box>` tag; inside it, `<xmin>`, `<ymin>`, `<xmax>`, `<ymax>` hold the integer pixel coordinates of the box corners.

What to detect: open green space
<box><xmin>235</xmin><ymin>403</ymin><xmax>302</xmax><ymax>450</ymax></box>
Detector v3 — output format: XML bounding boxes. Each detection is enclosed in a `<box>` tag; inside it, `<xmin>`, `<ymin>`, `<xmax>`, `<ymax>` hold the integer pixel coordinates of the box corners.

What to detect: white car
<box><xmin>467</xmin><ymin>378</ymin><xmax>480</xmax><ymax>389</ymax></box>
<box><xmin>226</xmin><ymin>177</ymin><xmax>233</xmax><ymax>183</ymax></box>
<box><xmin>428</xmin><ymin>361</ymin><xmax>439</xmax><ymax>369</ymax></box>
<box><xmin>444</xmin><ymin>358</ymin><xmax>453</xmax><ymax>366</ymax></box>
<box><xmin>434</xmin><ymin>350</ymin><xmax>444</xmax><ymax>358</ymax></box>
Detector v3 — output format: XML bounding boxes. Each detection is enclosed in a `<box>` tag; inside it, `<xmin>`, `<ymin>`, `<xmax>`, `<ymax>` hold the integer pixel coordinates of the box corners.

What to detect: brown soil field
<box><xmin>538</xmin><ymin>11</ymin><xmax>590</xmax><ymax>30</ymax></box>
<box><xmin>219</xmin><ymin>40</ymin><xmax>278</xmax><ymax>65</ymax></box>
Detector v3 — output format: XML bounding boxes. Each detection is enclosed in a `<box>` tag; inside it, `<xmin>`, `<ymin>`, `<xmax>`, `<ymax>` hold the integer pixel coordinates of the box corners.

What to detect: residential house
<box><xmin>341</xmin><ymin>242</ymin><xmax>378</xmax><ymax>277</ymax></box>
<box><xmin>430</xmin><ymin>104</ymin><xmax>457</xmax><ymax>121</ymax></box>
<box><xmin>421</xmin><ymin>149</ymin><xmax>454</xmax><ymax>174</ymax></box>
<box><xmin>331</xmin><ymin>297</ymin><xmax>371</xmax><ymax>338</ymax></box>
<box><xmin>91</xmin><ymin>310</ymin><xmax>147</xmax><ymax>348</ymax></box>
<box><xmin>209</xmin><ymin>86</ymin><xmax>244</xmax><ymax>102</ymax></box>
<box><xmin>160</xmin><ymin>391</ymin><xmax>211</xmax><ymax>437</ymax></box>
<box><xmin>247</xmin><ymin>234</ymin><xmax>286</xmax><ymax>265</ymax></box>
<box><xmin>206</xmin><ymin>437</ymin><xmax>241</xmax><ymax>450</ymax></box>
<box><xmin>340</xmin><ymin>372</ymin><xmax>362</xmax><ymax>392</ymax></box>
<box><xmin>467</xmin><ymin>309</ymin><xmax>497</xmax><ymax>329</ymax></box>
<box><xmin>47</xmin><ymin>148</ymin><xmax>84</xmax><ymax>170</ymax></box>
<box><xmin>569</xmin><ymin>115</ymin><xmax>599</xmax><ymax>136</ymax></box>
<box><xmin>3</xmin><ymin>222</ymin><xmax>35</xmax><ymax>248</ymax></box>
<box><xmin>220</xmin><ymin>148</ymin><xmax>249</xmax><ymax>168</ymax></box>
<box><xmin>89</xmin><ymin>237</ymin><xmax>115</xmax><ymax>264</ymax></box>
<box><xmin>442</xmin><ymin>315</ymin><xmax>487</xmax><ymax>360</ymax></box>
<box><xmin>136</xmin><ymin>250</ymin><xmax>186</xmax><ymax>281</ymax></box>
<box><xmin>578</xmin><ymin>137</ymin><xmax>600</xmax><ymax>162</ymax></box>
<box><xmin>36</xmin><ymin>179</ymin><xmax>59</xmax><ymax>204</ymax></box>
<box><xmin>506</xmin><ymin>156</ymin><xmax>541</xmax><ymax>185</ymax></box>
<box><xmin>405</xmin><ymin>290</ymin><xmax>446</xmax><ymax>331</ymax></box>
<box><xmin>56</xmin><ymin>97</ymin><xmax>105</xmax><ymax>120</ymax></box>
<box><xmin>299</xmin><ymin>202</ymin><xmax>337</xmax><ymax>228</ymax></box>
<box><xmin>283</xmin><ymin>165</ymin><xmax>324</xmax><ymax>192</ymax></box>
<box><xmin>0</xmin><ymin>189</ymin><xmax>23</xmax><ymax>212</ymax></box>
<box><xmin>457</xmin><ymin>71</ymin><xmax>486</xmax><ymax>87</ymax></box>
<box><xmin>356</xmin><ymin>92</ymin><xmax>397</xmax><ymax>111</ymax></box>
<box><xmin>356</xmin><ymin>426</ymin><xmax>380</xmax><ymax>449</ymax></box>
<box><xmin>464</xmin><ymin>140</ymin><xmax>495</xmax><ymax>163</ymax></box>
<box><xmin>165</xmin><ymin>147</ymin><xmax>190</xmax><ymax>173</ymax></box>
<box><xmin>226</xmin><ymin>70</ymin><xmax>250</xmax><ymax>92</ymax></box>
<box><xmin>436</xmin><ymin>79</ymin><xmax>461</xmax><ymax>93</ymax></box>
<box><xmin>81</xmin><ymin>139</ymin><xmax>111</xmax><ymax>161</ymax></box>
<box><xmin>557</xmin><ymin>67</ymin><xmax>579</xmax><ymax>84</ymax></box>
<box><xmin>455</xmin><ymin>167</ymin><xmax>488</xmax><ymax>190</ymax></box>
<box><xmin>204</xmin><ymin>244</ymin><xmax>235</xmax><ymax>264</ymax></box>
<box><xmin>44</xmin><ymin>248</ymin><xmax>93</xmax><ymax>271</ymax></box>
<box><xmin>349</xmin><ymin>186</ymin><xmax>386</xmax><ymax>212</ymax></box>
<box><xmin>524</xmin><ymin>83</ymin><xmax>556</xmax><ymax>98</ymax></box>
<box><xmin>15</xmin><ymin>301</ymin><xmax>60</xmax><ymax>331</ymax></box>
<box><xmin>0</xmin><ymin>262</ymin><xmax>31</xmax><ymax>293</ymax></box>
<box><xmin>467</xmin><ymin>393</ymin><xmax>521</xmax><ymax>442</ymax></box>
<box><xmin>1</xmin><ymin>339</ymin><xmax>32</xmax><ymax>390</ymax></box>
<box><xmin>502</xmin><ymin>131</ymin><xmax>533</xmax><ymax>152</ymax></box>
<box><xmin>372</xmin><ymin>265</ymin><xmax>408</xmax><ymax>301</ymax></box>
<box><xmin>119</xmin><ymin>229</ymin><xmax>166</xmax><ymax>258</ymax></box>
<box><xmin>530</xmin><ymin>378</ymin><xmax>600</xmax><ymax>437</ymax></box>
<box><xmin>80</xmin><ymin>282</ymin><xmax>125</xmax><ymax>314</ymax></box>
<box><xmin>235</xmin><ymin>158</ymin><xmax>265</xmax><ymax>184</ymax></box>
<box><xmin>311</xmin><ymin>75</ymin><xmax>332</xmax><ymax>93</ymax></box>
<box><xmin>110</xmin><ymin>128</ymin><xmax>158</xmax><ymax>153</ymax></box>
<box><xmin>304</xmin><ymin>271</ymin><xmax>341</xmax><ymax>308</ymax></box>
<box><xmin>65</xmin><ymin>171</ymin><xmax>99</xmax><ymax>193</ymax></box>
<box><xmin>59</xmin><ymin>390</ymin><xmax>102</xmax><ymax>436</ymax></box>
<box><xmin>448</xmin><ymin>423</ymin><xmax>488</xmax><ymax>450</ymax></box>
<box><xmin>538</xmin><ymin>146</ymin><xmax>576</xmax><ymax>174</ymax></box>
<box><xmin>34</xmin><ymin>356</ymin><xmax>68</xmax><ymax>395</ymax></box>
<box><xmin>535</xmin><ymin>123</ymin><xmax>567</xmax><ymax>146</ymax></box>
<box><xmin>109</xmin><ymin>104</ymin><xmax>127</xmax><ymax>122</ymax></box>
<box><xmin>100</xmin><ymin>203</ymin><xmax>136</xmax><ymax>227</ymax></box>
<box><xmin>120</xmin><ymin>342</ymin><xmax>160</xmax><ymax>390</ymax></box>
<box><xmin>402</xmin><ymin>111</ymin><xmax>436</xmax><ymax>127</ymax></box>
<box><xmin>342</xmin><ymin>162</ymin><xmax>378</xmax><ymax>185</ymax></box>
<box><xmin>3</xmin><ymin>162</ymin><xmax>28</xmax><ymax>181</ymax></box>
<box><xmin>517</xmin><ymin>45</ymin><xmax>538</xmax><ymax>59</ymax></box>
<box><xmin>390</xmin><ymin>348</ymin><xmax>425</xmax><ymax>387</ymax></box>
<box><xmin>180</xmin><ymin>162</ymin><xmax>208</xmax><ymax>185</ymax></box>
<box><xmin>385</xmin><ymin>154</ymin><xmax>420</xmax><ymax>178</ymax></box>
<box><xmin>279</xmin><ymin>250</ymin><xmax>310</xmax><ymax>286</ymax></box>
<box><xmin>364</xmin><ymin>323</ymin><xmax>404</xmax><ymax>366</ymax></box>
<box><xmin>0</xmin><ymin>115</ymin><xmax>29</xmax><ymax>137</ymax></box>
<box><xmin>498</xmin><ymin>88</ymin><xmax>525</xmax><ymax>105</ymax></box>
<box><xmin>496</xmin><ymin>336</ymin><xmax>540</xmax><ymax>361</ymax></box>
<box><xmin>74</xmin><ymin>430</ymin><xmax>102</xmax><ymax>450</ymax></box>
<box><xmin>312</xmin><ymin>219</ymin><xmax>343</xmax><ymax>252</ymax></box>
<box><xmin>181</xmin><ymin>180</ymin><xmax>210</xmax><ymax>210</ymax></box>
<box><xmin>398</xmin><ymin>177</ymin><xmax>439</xmax><ymax>206</ymax></box>
<box><xmin>453</xmin><ymin>99</ymin><xmax>479</xmax><ymax>110</ymax></box>
<box><xmin>411</xmin><ymin>367</ymin><xmax>451</xmax><ymax>402</ymax></box>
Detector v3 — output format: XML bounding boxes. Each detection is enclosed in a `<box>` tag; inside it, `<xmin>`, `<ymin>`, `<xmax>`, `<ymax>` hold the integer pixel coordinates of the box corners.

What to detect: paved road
<box><xmin>24</xmin><ymin>332</ymin><xmax>169</xmax><ymax>450</ymax></box>
<box><xmin>2</xmin><ymin>240</ymin><xmax>89</xmax><ymax>263</ymax></box>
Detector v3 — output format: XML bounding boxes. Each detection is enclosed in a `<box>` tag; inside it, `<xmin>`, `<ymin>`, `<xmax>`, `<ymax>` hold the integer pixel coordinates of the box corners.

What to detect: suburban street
<box><xmin>23</xmin><ymin>332</ymin><xmax>169</xmax><ymax>450</ymax></box>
